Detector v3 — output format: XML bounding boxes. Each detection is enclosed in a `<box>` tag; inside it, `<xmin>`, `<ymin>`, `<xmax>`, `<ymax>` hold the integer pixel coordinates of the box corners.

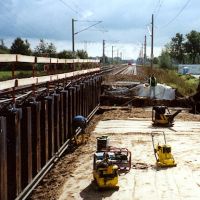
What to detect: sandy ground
<box><xmin>30</xmin><ymin>107</ymin><xmax>200</xmax><ymax>200</ymax></box>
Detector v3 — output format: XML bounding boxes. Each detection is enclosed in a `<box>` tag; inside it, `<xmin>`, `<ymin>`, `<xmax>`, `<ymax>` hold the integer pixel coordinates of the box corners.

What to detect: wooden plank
<box><xmin>50</xmin><ymin>58</ymin><xmax>58</xmax><ymax>64</ymax></box>
<box><xmin>65</xmin><ymin>59</ymin><xmax>74</xmax><ymax>64</ymax></box>
<box><xmin>0</xmin><ymin>68</ymin><xmax>100</xmax><ymax>91</ymax></box>
<box><xmin>0</xmin><ymin>54</ymin><xmax>16</xmax><ymax>62</ymax></box>
<box><xmin>0</xmin><ymin>54</ymin><xmax>99</xmax><ymax>64</ymax></box>
<box><xmin>0</xmin><ymin>79</ymin><xmax>16</xmax><ymax>90</ymax></box>
<box><xmin>73</xmin><ymin>59</ymin><xmax>79</xmax><ymax>63</ymax></box>
<box><xmin>17</xmin><ymin>55</ymin><xmax>35</xmax><ymax>63</ymax></box>
<box><xmin>36</xmin><ymin>57</ymin><xmax>51</xmax><ymax>64</ymax></box>
<box><xmin>57</xmin><ymin>59</ymin><xmax>66</xmax><ymax>64</ymax></box>
<box><xmin>17</xmin><ymin>77</ymin><xmax>36</xmax><ymax>87</ymax></box>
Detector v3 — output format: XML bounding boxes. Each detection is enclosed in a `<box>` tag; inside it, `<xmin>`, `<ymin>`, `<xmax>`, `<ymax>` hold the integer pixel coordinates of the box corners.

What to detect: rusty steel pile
<box><xmin>0</xmin><ymin>70</ymin><xmax>102</xmax><ymax>200</ymax></box>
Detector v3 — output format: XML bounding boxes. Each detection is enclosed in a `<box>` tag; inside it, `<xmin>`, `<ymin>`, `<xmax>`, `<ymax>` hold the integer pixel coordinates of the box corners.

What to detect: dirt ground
<box><xmin>29</xmin><ymin>107</ymin><xmax>200</xmax><ymax>200</ymax></box>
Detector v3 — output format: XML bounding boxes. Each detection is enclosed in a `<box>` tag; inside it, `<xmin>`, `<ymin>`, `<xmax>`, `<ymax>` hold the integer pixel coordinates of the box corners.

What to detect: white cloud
<box><xmin>0</xmin><ymin>0</ymin><xmax>199</xmax><ymax>59</ymax></box>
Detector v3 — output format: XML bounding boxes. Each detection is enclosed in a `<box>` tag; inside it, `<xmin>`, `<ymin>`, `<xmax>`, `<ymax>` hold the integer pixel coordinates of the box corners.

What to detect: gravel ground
<box><xmin>29</xmin><ymin>107</ymin><xmax>200</xmax><ymax>200</ymax></box>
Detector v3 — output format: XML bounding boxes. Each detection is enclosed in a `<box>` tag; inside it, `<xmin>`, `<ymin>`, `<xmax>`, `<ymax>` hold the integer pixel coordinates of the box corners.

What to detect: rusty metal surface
<box><xmin>0</xmin><ymin>116</ymin><xmax>7</xmax><ymax>200</ymax></box>
<box><xmin>53</xmin><ymin>94</ymin><xmax>60</xmax><ymax>152</ymax></box>
<box><xmin>61</xmin><ymin>90</ymin><xmax>69</xmax><ymax>140</ymax></box>
<box><xmin>20</xmin><ymin>107</ymin><xmax>32</xmax><ymax>190</ymax></box>
<box><xmin>45</xmin><ymin>96</ymin><xmax>55</xmax><ymax>159</ymax></box>
<box><xmin>59</xmin><ymin>92</ymin><xmax>65</xmax><ymax>146</ymax></box>
<box><xmin>40</xmin><ymin>99</ymin><xmax>49</xmax><ymax>167</ymax></box>
<box><xmin>0</xmin><ymin>72</ymin><xmax>102</xmax><ymax>200</ymax></box>
<box><xmin>29</xmin><ymin>102</ymin><xmax>41</xmax><ymax>177</ymax></box>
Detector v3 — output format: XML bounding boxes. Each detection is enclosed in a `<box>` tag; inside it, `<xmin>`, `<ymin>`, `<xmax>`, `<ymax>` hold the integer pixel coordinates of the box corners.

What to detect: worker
<box><xmin>72</xmin><ymin>115</ymin><xmax>87</xmax><ymax>145</ymax></box>
<box><xmin>149</xmin><ymin>75</ymin><xmax>157</xmax><ymax>99</ymax></box>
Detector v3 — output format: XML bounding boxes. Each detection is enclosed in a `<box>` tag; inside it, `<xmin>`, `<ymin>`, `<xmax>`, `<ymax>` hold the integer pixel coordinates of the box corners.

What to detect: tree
<box><xmin>159</xmin><ymin>49</ymin><xmax>172</xmax><ymax>69</ymax></box>
<box><xmin>10</xmin><ymin>37</ymin><xmax>32</xmax><ymax>55</ymax></box>
<box><xmin>0</xmin><ymin>39</ymin><xmax>9</xmax><ymax>54</ymax></box>
<box><xmin>47</xmin><ymin>42</ymin><xmax>57</xmax><ymax>57</ymax></box>
<box><xmin>153</xmin><ymin>57</ymin><xmax>159</xmax><ymax>64</ymax></box>
<box><xmin>34</xmin><ymin>39</ymin><xmax>57</xmax><ymax>57</ymax></box>
<box><xmin>168</xmin><ymin>33</ymin><xmax>185</xmax><ymax>64</ymax></box>
<box><xmin>57</xmin><ymin>50</ymin><xmax>76</xmax><ymax>59</ymax></box>
<box><xmin>76</xmin><ymin>50</ymin><xmax>88</xmax><ymax>59</ymax></box>
<box><xmin>185</xmin><ymin>30</ymin><xmax>200</xmax><ymax>64</ymax></box>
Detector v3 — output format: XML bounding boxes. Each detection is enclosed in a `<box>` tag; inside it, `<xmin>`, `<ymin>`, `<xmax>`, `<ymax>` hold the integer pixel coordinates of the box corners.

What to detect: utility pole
<box><xmin>102</xmin><ymin>40</ymin><xmax>105</xmax><ymax>64</ymax></box>
<box><xmin>72</xmin><ymin>18</ymin><xmax>75</xmax><ymax>52</ymax></box>
<box><xmin>72</xmin><ymin>19</ymin><xmax>102</xmax><ymax>53</ymax></box>
<box><xmin>151</xmin><ymin>14</ymin><xmax>154</xmax><ymax>70</ymax></box>
<box><xmin>144</xmin><ymin>35</ymin><xmax>147</xmax><ymax>66</ymax></box>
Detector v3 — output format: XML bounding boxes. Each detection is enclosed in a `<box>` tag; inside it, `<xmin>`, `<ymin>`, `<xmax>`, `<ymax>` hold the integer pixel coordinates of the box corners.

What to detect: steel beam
<box><xmin>21</xmin><ymin>107</ymin><xmax>32</xmax><ymax>190</ymax></box>
<box><xmin>0</xmin><ymin>116</ymin><xmax>7</xmax><ymax>200</ymax></box>
<box><xmin>53</xmin><ymin>94</ymin><xmax>60</xmax><ymax>152</ymax></box>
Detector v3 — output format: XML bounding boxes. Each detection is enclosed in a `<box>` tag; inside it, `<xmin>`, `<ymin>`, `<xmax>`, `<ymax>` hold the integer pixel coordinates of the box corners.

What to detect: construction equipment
<box><xmin>107</xmin><ymin>147</ymin><xmax>131</xmax><ymax>171</ymax></box>
<box><xmin>152</xmin><ymin>106</ymin><xmax>181</xmax><ymax>127</ymax></box>
<box><xmin>96</xmin><ymin>136</ymin><xmax>109</xmax><ymax>152</ymax></box>
<box><xmin>96</xmin><ymin>136</ymin><xmax>131</xmax><ymax>171</ymax></box>
<box><xmin>93</xmin><ymin>152</ymin><xmax>119</xmax><ymax>189</ymax></box>
<box><xmin>151</xmin><ymin>131</ymin><xmax>177</xmax><ymax>168</ymax></box>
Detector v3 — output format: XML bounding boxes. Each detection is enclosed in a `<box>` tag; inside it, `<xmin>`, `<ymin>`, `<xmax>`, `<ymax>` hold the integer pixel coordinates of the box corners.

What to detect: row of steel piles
<box><xmin>0</xmin><ymin>75</ymin><xmax>102</xmax><ymax>200</ymax></box>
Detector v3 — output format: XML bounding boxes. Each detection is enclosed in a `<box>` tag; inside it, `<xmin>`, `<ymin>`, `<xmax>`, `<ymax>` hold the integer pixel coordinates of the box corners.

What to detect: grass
<box><xmin>104</xmin><ymin>65</ymin><xmax>199</xmax><ymax>97</ymax></box>
<box><xmin>0</xmin><ymin>71</ymin><xmax>33</xmax><ymax>81</ymax></box>
<box><xmin>0</xmin><ymin>64</ymin><xmax>90</xmax><ymax>81</ymax></box>
<box><xmin>145</xmin><ymin>67</ymin><xmax>199</xmax><ymax>96</ymax></box>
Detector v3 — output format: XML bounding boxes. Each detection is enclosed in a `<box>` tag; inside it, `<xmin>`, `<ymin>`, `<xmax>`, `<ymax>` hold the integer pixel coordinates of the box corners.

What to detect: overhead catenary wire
<box><xmin>159</xmin><ymin>0</ymin><xmax>192</xmax><ymax>29</ymax></box>
<box><xmin>74</xmin><ymin>21</ymin><xmax>102</xmax><ymax>35</ymax></box>
<box><xmin>57</xmin><ymin>0</ymin><xmax>80</xmax><ymax>15</ymax></box>
<box><xmin>154</xmin><ymin>0</ymin><xmax>164</xmax><ymax>19</ymax></box>
<box><xmin>153</xmin><ymin>0</ymin><xmax>161</xmax><ymax>15</ymax></box>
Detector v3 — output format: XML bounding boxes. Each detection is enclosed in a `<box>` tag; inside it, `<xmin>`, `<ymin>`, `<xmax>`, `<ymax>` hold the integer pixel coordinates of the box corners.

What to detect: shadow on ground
<box><xmin>80</xmin><ymin>181</ymin><xmax>117</xmax><ymax>200</ymax></box>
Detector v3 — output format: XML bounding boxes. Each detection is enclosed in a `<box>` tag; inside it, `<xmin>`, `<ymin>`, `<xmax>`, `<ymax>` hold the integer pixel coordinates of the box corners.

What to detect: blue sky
<box><xmin>0</xmin><ymin>0</ymin><xmax>198</xmax><ymax>59</ymax></box>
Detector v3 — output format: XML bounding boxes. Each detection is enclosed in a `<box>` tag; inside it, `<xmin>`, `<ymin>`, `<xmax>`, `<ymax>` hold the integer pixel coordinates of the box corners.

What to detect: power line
<box><xmin>154</xmin><ymin>0</ymin><xmax>164</xmax><ymax>19</ymax></box>
<box><xmin>75</xmin><ymin>21</ymin><xmax>102</xmax><ymax>35</ymax></box>
<box><xmin>153</xmin><ymin>0</ymin><xmax>161</xmax><ymax>14</ymax></box>
<box><xmin>57</xmin><ymin>0</ymin><xmax>80</xmax><ymax>15</ymax></box>
<box><xmin>76</xmin><ymin>20</ymin><xmax>103</xmax><ymax>23</ymax></box>
<box><xmin>160</xmin><ymin>0</ymin><xmax>192</xmax><ymax>29</ymax></box>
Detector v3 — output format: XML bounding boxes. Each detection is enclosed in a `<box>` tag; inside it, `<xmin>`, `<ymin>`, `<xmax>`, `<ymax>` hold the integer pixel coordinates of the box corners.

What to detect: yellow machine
<box><xmin>152</xmin><ymin>106</ymin><xmax>181</xmax><ymax>127</ymax></box>
<box><xmin>93</xmin><ymin>152</ymin><xmax>119</xmax><ymax>189</ymax></box>
<box><xmin>151</xmin><ymin>131</ymin><xmax>177</xmax><ymax>168</ymax></box>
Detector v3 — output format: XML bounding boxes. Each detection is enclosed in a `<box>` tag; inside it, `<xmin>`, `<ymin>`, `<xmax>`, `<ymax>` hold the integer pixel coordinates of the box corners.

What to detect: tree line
<box><xmin>160</xmin><ymin>30</ymin><xmax>200</xmax><ymax>68</ymax></box>
<box><xmin>0</xmin><ymin>37</ymin><xmax>88</xmax><ymax>59</ymax></box>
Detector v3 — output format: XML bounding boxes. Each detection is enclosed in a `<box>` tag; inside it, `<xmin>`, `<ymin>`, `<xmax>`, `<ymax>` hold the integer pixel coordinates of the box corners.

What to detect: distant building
<box><xmin>178</xmin><ymin>64</ymin><xmax>200</xmax><ymax>75</ymax></box>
